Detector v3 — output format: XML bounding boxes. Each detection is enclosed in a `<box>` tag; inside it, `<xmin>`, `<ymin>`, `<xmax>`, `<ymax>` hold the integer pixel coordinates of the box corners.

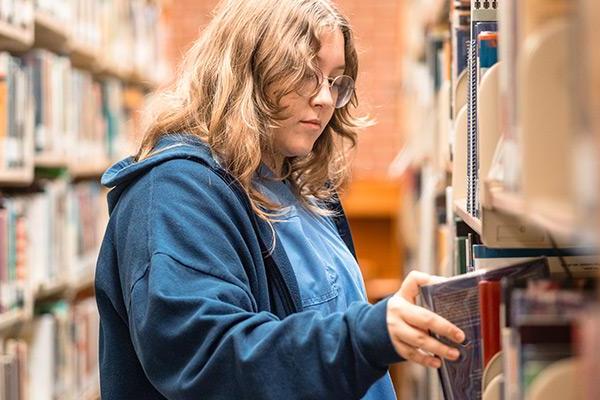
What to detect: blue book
<box><xmin>419</xmin><ymin>258</ymin><xmax>550</xmax><ymax>400</ymax></box>
<box><xmin>472</xmin><ymin>245</ymin><xmax>599</xmax><ymax>277</ymax></box>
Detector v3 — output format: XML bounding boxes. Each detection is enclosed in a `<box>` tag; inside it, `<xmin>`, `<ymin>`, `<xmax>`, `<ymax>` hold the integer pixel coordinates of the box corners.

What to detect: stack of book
<box><xmin>30</xmin><ymin>298</ymin><xmax>100</xmax><ymax>400</ymax></box>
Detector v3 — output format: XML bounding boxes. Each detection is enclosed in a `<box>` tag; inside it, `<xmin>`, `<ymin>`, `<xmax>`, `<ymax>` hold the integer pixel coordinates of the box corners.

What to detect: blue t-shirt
<box><xmin>257</xmin><ymin>171</ymin><xmax>397</xmax><ymax>400</ymax></box>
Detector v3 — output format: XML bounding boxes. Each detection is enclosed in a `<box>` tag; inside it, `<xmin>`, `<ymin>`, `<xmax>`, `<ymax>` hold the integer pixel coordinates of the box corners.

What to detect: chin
<box><xmin>286</xmin><ymin>143</ymin><xmax>316</xmax><ymax>158</ymax></box>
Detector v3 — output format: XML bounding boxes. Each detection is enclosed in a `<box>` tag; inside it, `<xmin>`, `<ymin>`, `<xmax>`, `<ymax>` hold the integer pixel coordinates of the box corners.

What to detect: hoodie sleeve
<box><xmin>125</xmin><ymin>159</ymin><xmax>402</xmax><ymax>399</ymax></box>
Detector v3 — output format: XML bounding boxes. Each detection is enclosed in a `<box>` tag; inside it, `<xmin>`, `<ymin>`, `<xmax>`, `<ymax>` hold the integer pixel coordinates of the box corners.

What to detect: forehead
<box><xmin>316</xmin><ymin>28</ymin><xmax>345</xmax><ymax>72</ymax></box>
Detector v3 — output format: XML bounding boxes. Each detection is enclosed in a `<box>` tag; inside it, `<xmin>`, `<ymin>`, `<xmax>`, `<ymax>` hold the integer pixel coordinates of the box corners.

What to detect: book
<box><xmin>472</xmin><ymin>245</ymin><xmax>600</xmax><ymax>278</ymax></box>
<box><xmin>419</xmin><ymin>258</ymin><xmax>550</xmax><ymax>400</ymax></box>
<box><xmin>478</xmin><ymin>280</ymin><xmax>501</xmax><ymax>367</ymax></box>
<box><xmin>501</xmin><ymin>277</ymin><xmax>593</xmax><ymax>400</ymax></box>
<box><xmin>510</xmin><ymin>282</ymin><xmax>588</xmax><ymax>399</ymax></box>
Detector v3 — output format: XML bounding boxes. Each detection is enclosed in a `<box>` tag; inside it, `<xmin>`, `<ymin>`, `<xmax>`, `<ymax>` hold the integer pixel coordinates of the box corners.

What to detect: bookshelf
<box><xmin>398</xmin><ymin>0</ymin><xmax>599</xmax><ymax>399</ymax></box>
<box><xmin>486</xmin><ymin>182</ymin><xmax>577</xmax><ymax>240</ymax></box>
<box><xmin>0</xmin><ymin>309</ymin><xmax>25</xmax><ymax>332</ymax></box>
<box><xmin>70</xmin><ymin>40</ymin><xmax>98</xmax><ymax>71</ymax></box>
<box><xmin>0</xmin><ymin>170</ymin><xmax>34</xmax><ymax>186</ymax></box>
<box><xmin>69</xmin><ymin>161</ymin><xmax>111</xmax><ymax>180</ymax></box>
<box><xmin>454</xmin><ymin>199</ymin><xmax>482</xmax><ymax>234</ymax></box>
<box><xmin>0</xmin><ymin>20</ymin><xmax>33</xmax><ymax>52</ymax></box>
<box><xmin>0</xmin><ymin>0</ymin><xmax>167</xmax><ymax>399</ymax></box>
<box><xmin>33</xmin><ymin>10</ymin><xmax>70</xmax><ymax>53</ymax></box>
<box><xmin>34</xmin><ymin>154</ymin><xmax>68</xmax><ymax>169</ymax></box>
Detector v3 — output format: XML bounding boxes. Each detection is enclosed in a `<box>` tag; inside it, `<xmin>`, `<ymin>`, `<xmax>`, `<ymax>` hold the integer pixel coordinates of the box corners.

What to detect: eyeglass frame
<box><xmin>300</xmin><ymin>74</ymin><xmax>355</xmax><ymax>109</ymax></box>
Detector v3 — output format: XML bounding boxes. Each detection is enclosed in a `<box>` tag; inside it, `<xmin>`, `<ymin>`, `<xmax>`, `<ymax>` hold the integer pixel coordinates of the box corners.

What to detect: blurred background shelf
<box><xmin>0</xmin><ymin>20</ymin><xmax>33</xmax><ymax>52</ymax></box>
<box><xmin>33</xmin><ymin>10</ymin><xmax>69</xmax><ymax>53</ymax></box>
<box><xmin>0</xmin><ymin>169</ymin><xmax>34</xmax><ymax>186</ymax></box>
<box><xmin>0</xmin><ymin>309</ymin><xmax>26</xmax><ymax>333</ymax></box>
<box><xmin>69</xmin><ymin>160</ymin><xmax>110</xmax><ymax>179</ymax></box>
<box><xmin>69</xmin><ymin>40</ymin><xmax>99</xmax><ymax>71</ymax></box>
<box><xmin>35</xmin><ymin>153</ymin><xmax>69</xmax><ymax>169</ymax></box>
<box><xmin>0</xmin><ymin>0</ymin><xmax>167</xmax><ymax>397</ymax></box>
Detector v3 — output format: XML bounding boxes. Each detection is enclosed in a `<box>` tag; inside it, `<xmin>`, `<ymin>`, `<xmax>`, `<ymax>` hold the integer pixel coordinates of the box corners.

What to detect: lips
<box><xmin>301</xmin><ymin>119</ymin><xmax>321</xmax><ymax>128</ymax></box>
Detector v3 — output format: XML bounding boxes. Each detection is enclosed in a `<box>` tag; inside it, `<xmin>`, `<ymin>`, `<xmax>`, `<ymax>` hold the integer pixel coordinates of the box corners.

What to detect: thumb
<box><xmin>399</xmin><ymin>271</ymin><xmax>446</xmax><ymax>302</ymax></box>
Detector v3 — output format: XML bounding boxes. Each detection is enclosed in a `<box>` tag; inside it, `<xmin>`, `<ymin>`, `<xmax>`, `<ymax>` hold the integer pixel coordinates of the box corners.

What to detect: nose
<box><xmin>309</xmin><ymin>81</ymin><xmax>335</xmax><ymax>108</ymax></box>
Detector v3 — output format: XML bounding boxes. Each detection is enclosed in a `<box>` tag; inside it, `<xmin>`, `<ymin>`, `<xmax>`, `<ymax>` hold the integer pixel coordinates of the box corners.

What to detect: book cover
<box><xmin>419</xmin><ymin>258</ymin><xmax>550</xmax><ymax>400</ymax></box>
<box><xmin>479</xmin><ymin>280</ymin><xmax>501</xmax><ymax>367</ymax></box>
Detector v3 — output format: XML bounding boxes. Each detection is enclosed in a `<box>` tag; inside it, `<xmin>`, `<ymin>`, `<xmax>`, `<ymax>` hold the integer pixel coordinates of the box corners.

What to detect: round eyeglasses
<box><xmin>300</xmin><ymin>74</ymin><xmax>355</xmax><ymax>109</ymax></box>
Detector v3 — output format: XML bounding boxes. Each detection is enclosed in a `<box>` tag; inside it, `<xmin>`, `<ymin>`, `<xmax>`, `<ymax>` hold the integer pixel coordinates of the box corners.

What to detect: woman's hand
<box><xmin>386</xmin><ymin>271</ymin><xmax>465</xmax><ymax>368</ymax></box>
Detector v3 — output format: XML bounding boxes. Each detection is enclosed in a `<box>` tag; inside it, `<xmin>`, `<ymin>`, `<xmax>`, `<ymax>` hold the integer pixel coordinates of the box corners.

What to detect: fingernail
<box><xmin>430</xmin><ymin>359</ymin><xmax>441</xmax><ymax>368</ymax></box>
<box><xmin>447</xmin><ymin>348</ymin><xmax>460</xmax><ymax>360</ymax></box>
<box><xmin>455</xmin><ymin>330</ymin><xmax>465</xmax><ymax>343</ymax></box>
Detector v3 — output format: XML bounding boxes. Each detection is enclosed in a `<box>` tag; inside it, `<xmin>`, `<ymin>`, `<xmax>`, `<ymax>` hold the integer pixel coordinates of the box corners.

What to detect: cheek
<box><xmin>278</xmin><ymin>92</ymin><xmax>303</xmax><ymax>114</ymax></box>
<box><xmin>325</xmin><ymin>109</ymin><xmax>336</xmax><ymax>125</ymax></box>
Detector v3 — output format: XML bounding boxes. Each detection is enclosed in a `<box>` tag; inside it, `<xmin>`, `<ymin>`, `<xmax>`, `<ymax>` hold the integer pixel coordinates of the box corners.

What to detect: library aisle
<box><xmin>396</xmin><ymin>0</ymin><xmax>600</xmax><ymax>399</ymax></box>
<box><xmin>0</xmin><ymin>0</ymin><xmax>597</xmax><ymax>399</ymax></box>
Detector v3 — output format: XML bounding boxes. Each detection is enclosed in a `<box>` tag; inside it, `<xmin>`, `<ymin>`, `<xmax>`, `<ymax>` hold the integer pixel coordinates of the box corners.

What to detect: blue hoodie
<box><xmin>95</xmin><ymin>135</ymin><xmax>402</xmax><ymax>399</ymax></box>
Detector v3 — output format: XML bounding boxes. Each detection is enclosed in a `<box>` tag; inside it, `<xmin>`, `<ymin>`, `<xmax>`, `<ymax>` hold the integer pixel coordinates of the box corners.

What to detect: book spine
<box><xmin>478</xmin><ymin>280</ymin><xmax>501</xmax><ymax>367</ymax></box>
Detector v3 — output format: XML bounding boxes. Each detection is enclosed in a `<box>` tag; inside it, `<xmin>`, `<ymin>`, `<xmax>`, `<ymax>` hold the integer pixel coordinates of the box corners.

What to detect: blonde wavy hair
<box><xmin>136</xmin><ymin>0</ymin><xmax>371</xmax><ymax>220</ymax></box>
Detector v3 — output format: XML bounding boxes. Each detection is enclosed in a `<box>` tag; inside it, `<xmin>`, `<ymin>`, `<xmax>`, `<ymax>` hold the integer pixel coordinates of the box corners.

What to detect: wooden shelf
<box><xmin>36</xmin><ymin>280</ymin><xmax>69</xmax><ymax>301</ymax></box>
<box><xmin>0</xmin><ymin>169</ymin><xmax>34</xmax><ymax>186</ymax></box>
<box><xmin>34</xmin><ymin>11</ymin><xmax>69</xmax><ymax>53</ymax></box>
<box><xmin>69</xmin><ymin>40</ymin><xmax>99</xmax><ymax>71</ymax></box>
<box><xmin>130</xmin><ymin>68</ymin><xmax>159</xmax><ymax>90</ymax></box>
<box><xmin>487</xmin><ymin>184</ymin><xmax>526</xmax><ymax>216</ymax></box>
<box><xmin>527</xmin><ymin>200</ymin><xmax>576</xmax><ymax>240</ymax></box>
<box><xmin>69</xmin><ymin>160</ymin><xmax>110</xmax><ymax>179</ymax></box>
<box><xmin>36</xmin><ymin>153</ymin><xmax>110</xmax><ymax>177</ymax></box>
<box><xmin>485</xmin><ymin>182</ymin><xmax>576</xmax><ymax>240</ymax></box>
<box><xmin>98</xmin><ymin>59</ymin><xmax>132</xmax><ymax>82</ymax></box>
<box><xmin>35</xmin><ymin>152</ymin><xmax>68</xmax><ymax>169</ymax></box>
<box><xmin>0</xmin><ymin>20</ymin><xmax>33</xmax><ymax>52</ymax></box>
<box><xmin>70</xmin><ymin>274</ymin><xmax>95</xmax><ymax>295</ymax></box>
<box><xmin>70</xmin><ymin>259</ymin><xmax>97</xmax><ymax>293</ymax></box>
<box><xmin>36</xmin><ymin>273</ymin><xmax>96</xmax><ymax>302</ymax></box>
<box><xmin>454</xmin><ymin>199</ymin><xmax>482</xmax><ymax>235</ymax></box>
<box><xmin>0</xmin><ymin>309</ymin><xmax>25</xmax><ymax>332</ymax></box>
<box><xmin>67</xmin><ymin>252</ymin><xmax>99</xmax><ymax>294</ymax></box>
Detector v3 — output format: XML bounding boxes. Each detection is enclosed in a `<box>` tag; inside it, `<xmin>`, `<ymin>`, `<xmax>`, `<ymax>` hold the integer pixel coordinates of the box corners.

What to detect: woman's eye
<box><xmin>302</xmin><ymin>74</ymin><xmax>320</xmax><ymax>89</ymax></box>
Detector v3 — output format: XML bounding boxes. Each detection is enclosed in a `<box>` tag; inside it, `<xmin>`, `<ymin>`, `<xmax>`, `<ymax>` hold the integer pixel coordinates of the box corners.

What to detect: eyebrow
<box><xmin>316</xmin><ymin>57</ymin><xmax>346</xmax><ymax>73</ymax></box>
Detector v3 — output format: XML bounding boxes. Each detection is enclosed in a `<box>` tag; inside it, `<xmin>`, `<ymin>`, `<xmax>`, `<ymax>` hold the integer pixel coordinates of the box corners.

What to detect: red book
<box><xmin>478</xmin><ymin>280</ymin><xmax>501</xmax><ymax>367</ymax></box>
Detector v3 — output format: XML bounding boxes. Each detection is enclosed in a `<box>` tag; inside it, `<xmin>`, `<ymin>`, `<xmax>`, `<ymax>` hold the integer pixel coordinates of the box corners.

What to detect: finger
<box><xmin>400</xmin><ymin>301</ymin><xmax>465</xmax><ymax>344</ymax></box>
<box><xmin>390</xmin><ymin>339</ymin><xmax>442</xmax><ymax>369</ymax></box>
<box><xmin>399</xmin><ymin>271</ymin><xmax>446</xmax><ymax>301</ymax></box>
<box><xmin>393</xmin><ymin>319</ymin><xmax>461</xmax><ymax>361</ymax></box>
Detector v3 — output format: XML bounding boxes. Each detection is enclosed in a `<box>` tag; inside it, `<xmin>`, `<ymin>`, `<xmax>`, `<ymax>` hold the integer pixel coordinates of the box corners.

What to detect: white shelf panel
<box><xmin>454</xmin><ymin>199</ymin><xmax>482</xmax><ymax>235</ymax></box>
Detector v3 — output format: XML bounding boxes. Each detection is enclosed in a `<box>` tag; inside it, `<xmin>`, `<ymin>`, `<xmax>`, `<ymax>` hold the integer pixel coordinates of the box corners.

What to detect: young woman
<box><xmin>95</xmin><ymin>0</ymin><xmax>465</xmax><ymax>399</ymax></box>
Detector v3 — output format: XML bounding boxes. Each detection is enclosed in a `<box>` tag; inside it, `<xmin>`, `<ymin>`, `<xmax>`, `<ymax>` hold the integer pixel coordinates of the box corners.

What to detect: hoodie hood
<box><xmin>101</xmin><ymin>134</ymin><xmax>218</xmax><ymax>213</ymax></box>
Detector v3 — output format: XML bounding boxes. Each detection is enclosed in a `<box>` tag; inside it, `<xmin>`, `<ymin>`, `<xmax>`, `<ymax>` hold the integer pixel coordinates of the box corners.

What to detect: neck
<box><xmin>262</xmin><ymin>153</ymin><xmax>285</xmax><ymax>178</ymax></box>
